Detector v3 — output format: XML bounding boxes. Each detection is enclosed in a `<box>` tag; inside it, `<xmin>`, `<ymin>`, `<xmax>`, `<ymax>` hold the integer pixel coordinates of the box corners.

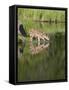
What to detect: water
<box><xmin>18</xmin><ymin>22</ymin><xmax>65</xmax><ymax>82</ymax></box>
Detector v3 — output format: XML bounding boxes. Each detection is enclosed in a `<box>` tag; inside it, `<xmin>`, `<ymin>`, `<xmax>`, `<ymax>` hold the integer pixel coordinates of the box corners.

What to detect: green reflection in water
<box><xmin>18</xmin><ymin>22</ymin><xmax>65</xmax><ymax>82</ymax></box>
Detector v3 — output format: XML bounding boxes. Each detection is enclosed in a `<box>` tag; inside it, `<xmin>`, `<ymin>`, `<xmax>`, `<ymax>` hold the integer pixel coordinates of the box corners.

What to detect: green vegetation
<box><xmin>18</xmin><ymin>8</ymin><xmax>65</xmax><ymax>34</ymax></box>
<box><xmin>18</xmin><ymin>8</ymin><xmax>65</xmax><ymax>82</ymax></box>
<box><xmin>18</xmin><ymin>8</ymin><xmax>65</xmax><ymax>22</ymax></box>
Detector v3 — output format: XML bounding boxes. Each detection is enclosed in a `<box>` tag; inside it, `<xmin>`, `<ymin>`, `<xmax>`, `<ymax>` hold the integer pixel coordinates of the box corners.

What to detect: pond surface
<box><xmin>18</xmin><ymin>22</ymin><xmax>65</xmax><ymax>82</ymax></box>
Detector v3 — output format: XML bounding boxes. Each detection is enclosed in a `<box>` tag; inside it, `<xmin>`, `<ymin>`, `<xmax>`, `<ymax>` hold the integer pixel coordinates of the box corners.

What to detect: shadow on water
<box><xmin>18</xmin><ymin>36</ymin><xmax>26</xmax><ymax>59</ymax></box>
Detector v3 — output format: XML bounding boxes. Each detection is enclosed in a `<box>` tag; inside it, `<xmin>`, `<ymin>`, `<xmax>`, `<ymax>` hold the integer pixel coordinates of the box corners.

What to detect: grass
<box><xmin>18</xmin><ymin>8</ymin><xmax>65</xmax><ymax>23</ymax></box>
<box><xmin>18</xmin><ymin>8</ymin><xmax>65</xmax><ymax>35</ymax></box>
<box><xmin>18</xmin><ymin>8</ymin><xmax>65</xmax><ymax>82</ymax></box>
